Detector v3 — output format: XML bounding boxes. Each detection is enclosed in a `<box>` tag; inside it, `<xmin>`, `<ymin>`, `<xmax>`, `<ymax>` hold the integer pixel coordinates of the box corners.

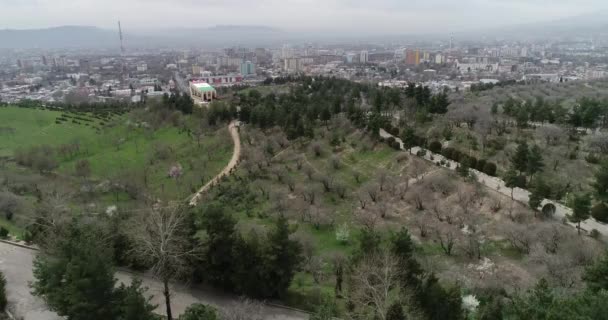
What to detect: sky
<box><xmin>0</xmin><ymin>0</ymin><xmax>606</xmax><ymax>34</ymax></box>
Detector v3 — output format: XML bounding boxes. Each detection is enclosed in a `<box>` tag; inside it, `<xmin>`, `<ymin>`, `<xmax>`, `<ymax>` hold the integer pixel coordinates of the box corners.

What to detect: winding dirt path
<box><xmin>189</xmin><ymin>121</ymin><xmax>241</xmax><ymax>206</ymax></box>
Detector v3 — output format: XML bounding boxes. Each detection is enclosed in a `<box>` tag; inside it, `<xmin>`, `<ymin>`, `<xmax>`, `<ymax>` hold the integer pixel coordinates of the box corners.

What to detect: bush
<box><xmin>429</xmin><ymin>141</ymin><xmax>442</xmax><ymax>153</ymax></box>
<box><xmin>483</xmin><ymin>162</ymin><xmax>497</xmax><ymax>176</ymax></box>
<box><xmin>591</xmin><ymin>202</ymin><xmax>608</xmax><ymax>223</ymax></box>
<box><xmin>586</xmin><ymin>153</ymin><xmax>600</xmax><ymax>164</ymax></box>
<box><xmin>476</xmin><ymin>159</ymin><xmax>487</xmax><ymax>172</ymax></box>
<box><xmin>416</xmin><ymin>149</ymin><xmax>427</xmax><ymax>157</ymax></box>
<box><xmin>441</xmin><ymin>147</ymin><xmax>454</xmax><ymax>160</ymax></box>
<box><xmin>590</xmin><ymin>229</ymin><xmax>601</xmax><ymax>239</ymax></box>
<box><xmin>390</xmin><ymin>140</ymin><xmax>401</xmax><ymax>150</ymax></box>
<box><xmin>0</xmin><ymin>227</ymin><xmax>8</xmax><ymax>239</ymax></box>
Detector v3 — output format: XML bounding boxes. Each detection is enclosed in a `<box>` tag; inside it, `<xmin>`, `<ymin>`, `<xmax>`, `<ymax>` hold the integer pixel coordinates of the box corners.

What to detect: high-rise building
<box><xmin>284</xmin><ymin>58</ymin><xmax>302</xmax><ymax>73</ymax></box>
<box><xmin>405</xmin><ymin>49</ymin><xmax>421</xmax><ymax>66</ymax></box>
<box><xmin>240</xmin><ymin>61</ymin><xmax>256</xmax><ymax>76</ymax></box>
<box><xmin>360</xmin><ymin>50</ymin><xmax>369</xmax><ymax>64</ymax></box>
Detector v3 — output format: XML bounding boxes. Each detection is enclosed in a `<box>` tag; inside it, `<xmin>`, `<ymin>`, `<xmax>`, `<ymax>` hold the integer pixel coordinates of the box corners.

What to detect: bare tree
<box><xmin>539</xmin><ymin>124</ymin><xmax>565</xmax><ymax>147</ymax></box>
<box><xmin>435</xmin><ymin>228</ymin><xmax>457</xmax><ymax>256</ymax></box>
<box><xmin>220</xmin><ymin>298</ymin><xmax>265</xmax><ymax>320</ymax></box>
<box><xmin>131</xmin><ymin>204</ymin><xmax>196</xmax><ymax>320</ymax></box>
<box><xmin>505</xmin><ymin>223</ymin><xmax>533</xmax><ymax>254</ymax></box>
<box><xmin>348</xmin><ymin>249</ymin><xmax>400</xmax><ymax>320</ymax></box>
<box><xmin>365</xmin><ymin>183</ymin><xmax>380</xmax><ymax>202</ymax></box>
<box><xmin>302</xmin><ymin>186</ymin><xmax>317</xmax><ymax>205</ymax></box>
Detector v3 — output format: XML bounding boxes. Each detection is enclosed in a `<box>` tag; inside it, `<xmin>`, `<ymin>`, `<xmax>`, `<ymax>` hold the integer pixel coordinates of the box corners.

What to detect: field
<box><xmin>0</xmin><ymin>105</ymin><xmax>233</xmax><ymax>237</ymax></box>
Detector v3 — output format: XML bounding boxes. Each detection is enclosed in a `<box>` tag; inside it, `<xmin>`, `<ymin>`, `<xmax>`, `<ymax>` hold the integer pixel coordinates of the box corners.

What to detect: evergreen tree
<box><xmin>508</xmin><ymin>279</ymin><xmax>555</xmax><ymax>320</ymax></box>
<box><xmin>32</xmin><ymin>222</ymin><xmax>118</xmax><ymax>320</ymax></box>
<box><xmin>593</xmin><ymin>161</ymin><xmax>608</xmax><ymax>202</ymax></box>
<box><xmin>582</xmin><ymin>252</ymin><xmax>608</xmax><ymax>292</ymax></box>
<box><xmin>0</xmin><ymin>271</ymin><xmax>6</xmax><ymax>313</ymax></box>
<box><xmin>199</xmin><ymin>205</ymin><xmax>237</xmax><ymax>290</ymax></box>
<box><xmin>114</xmin><ymin>279</ymin><xmax>158</xmax><ymax>320</ymax></box>
<box><xmin>526</xmin><ymin>145</ymin><xmax>544</xmax><ymax>179</ymax></box>
<box><xmin>568</xmin><ymin>193</ymin><xmax>592</xmax><ymax>235</ymax></box>
<box><xmin>401</xmin><ymin>128</ymin><xmax>417</xmax><ymax>154</ymax></box>
<box><xmin>391</xmin><ymin>228</ymin><xmax>422</xmax><ymax>289</ymax></box>
<box><xmin>263</xmin><ymin>214</ymin><xmax>302</xmax><ymax>298</ymax></box>
<box><xmin>178</xmin><ymin>303</ymin><xmax>218</xmax><ymax>320</ymax></box>
<box><xmin>386</xmin><ymin>303</ymin><xmax>406</xmax><ymax>320</ymax></box>
<box><xmin>511</xmin><ymin>142</ymin><xmax>529</xmax><ymax>174</ymax></box>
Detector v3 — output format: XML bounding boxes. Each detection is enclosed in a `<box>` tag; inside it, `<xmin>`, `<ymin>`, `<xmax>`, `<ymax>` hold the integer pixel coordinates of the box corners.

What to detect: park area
<box><xmin>0</xmin><ymin>104</ymin><xmax>232</xmax><ymax>238</ymax></box>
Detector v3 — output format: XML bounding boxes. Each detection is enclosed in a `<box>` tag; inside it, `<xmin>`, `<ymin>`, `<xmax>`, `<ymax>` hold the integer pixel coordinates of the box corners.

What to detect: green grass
<box><xmin>0</xmin><ymin>107</ymin><xmax>107</xmax><ymax>157</ymax></box>
<box><xmin>0</xmin><ymin>106</ymin><xmax>234</xmax><ymax>199</ymax></box>
<box><xmin>0</xmin><ymin>217</ymin><xmax>25</xmax><ymax>239</ymax></box>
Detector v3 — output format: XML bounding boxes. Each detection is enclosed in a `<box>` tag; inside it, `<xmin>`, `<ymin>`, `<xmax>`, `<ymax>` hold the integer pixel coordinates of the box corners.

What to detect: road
<box><xmin>189</xmin><ymin>121</ymin><xmax>241</xmax><ymax>206</ymax></box>
<box><xmin>379</xmin><ymin>129</ymin><xmax>608</xmax><ymax>236</ymax></box>
<box><xmin>0</xmin><ymin>241</ymin><xmax>308</xmax><ymax>320</ymax></box>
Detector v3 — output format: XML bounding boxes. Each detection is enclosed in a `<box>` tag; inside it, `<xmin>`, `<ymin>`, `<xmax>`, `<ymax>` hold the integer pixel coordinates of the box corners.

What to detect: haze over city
<box><xmin>1</xmin><ymin>0</ymin><xmax>608</xmax><ymax>34</ymax></box>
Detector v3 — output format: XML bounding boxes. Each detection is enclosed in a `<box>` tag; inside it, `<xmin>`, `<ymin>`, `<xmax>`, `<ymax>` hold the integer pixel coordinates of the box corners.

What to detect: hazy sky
<box><xmin>0</xmin><ymin>0</ymin><xmax>606</xmax><ymax>34</ymax></box>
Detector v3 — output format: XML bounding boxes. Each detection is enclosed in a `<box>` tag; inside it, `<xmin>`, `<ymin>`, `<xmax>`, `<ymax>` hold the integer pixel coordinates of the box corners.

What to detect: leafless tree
<box><xmin>358</xmin><ymin>192</ymin><xmax>369</xmax><ymax>209</ymax></box>
<box><xmin>285</xmin><ymin>175</ymin><xmax>296</xmax><ymax>192</ymax></box>
<box><xmin>505</xmin><ymin>223</ymin><xmax>533</xmax><ymax>254</ymax></box>
<box><xmin>320</xmin><ymin>174</ymin><xmax>335</xmax><ymax>193</ymax></box>
<box><xmin>334</xmin><ymin>182</ymin><xmax>347</xmax><ymax>199</ymax></box>
<box><xmin>302</xmin><ymin>186</ymin><xmax>317</xmax><ymax>205</ymax></box>
<box><xmin>220</xmin><ymin>298</ymin><xmax>265</xmax><ymax>320</ymax></box>
<box><xmin>130</xmin><ymin>204</ymin><xmax>197</xmax><ymax>320</ymax></box>
<box><xmin>330</xmin><ymin>155</ymin><xmax>342</xmax><ymax>170</ymax></box>
<box><xmin>539</xmin><ymin>124</ymin><xmax>566</xmax><ymax>147</ymax></box>
<box><xmin>377</xmin><ymin>170</ymin><xmax>389</xmax><ymax>191</ymax></box>
<box><xmin>353</xmin><ymin>171</ymin><xmax>363</xmax><ymax>184</ymax></box>
<box><xmin>356</xmin><ymin>209</ymin><xmax>380</xmax><ymax>231</ymax></box>
<box><xmin>413</xmin><ymin>213</ymin><xmax>432</xmax><ymax>238</ymax></box>
<box><xmin>348</xmin><ymin>249</ymin><xmax>401</xmax><ymax>320</ymax></box>
<box><xmin>588</xmin><ymin>132</ymin><xmax>608</xmax><ymax>153</ymax></box>
<box><xmin>366</xmin><ymin>183</ymin><xmax>380</xmax><ymax>202</ymax></box>
<box><xmin>295</xmin><ymin>154</ymin><xmax>305</xmax><ymax>170</ymax></box>
<box><xmin>435</xmin><ymin>228</ymin><xmax>457</xmax><ymax>256</ymax></box>
<box><xmin>537</xmin><ymin>224</ymin><xmax>562</xmax><ymax>254</ymax></box>
<box><xmin>304</xmin><ymin>165</ymin><xmax>315</xmax><ymax>180</ymax></box>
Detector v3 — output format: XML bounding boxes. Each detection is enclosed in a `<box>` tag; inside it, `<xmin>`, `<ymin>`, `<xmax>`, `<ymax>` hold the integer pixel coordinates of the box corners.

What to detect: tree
<box><xmin>568</xmin><ymin>193</ymin><xmax>592</xmax><ymax>235</ymax></box>
<box><xmin>31</xmin><ymin>222</ymin><xmax>118</xmax><ymax>320</ymax></box>
<box><xmin>74</xmin><ymin>159</ymin><xmax>91</xmax><ymax>180</ymax></box>
<box><xmin>504</xmin><ymin>168</ymin><xmax>519</xmax><ymax>200</ymax></box>
<box><xmin>401</xmin><ymin>127</ymin><xmax>417</xmax><ymax>153</ymax></box>
<box><xmin>591</xmin><ymin>202</ymin><xmax>608</xmax><ymax>223</ymax></box>
<box><xmin>178</xmin><ymin>303</ymin><xmax>218</xmax><ymax>320</ymax></box>
<box><xmin>131</xmin><ymin>204</ymin><xmax>196</xmax><ymax>320</ymax></box>
<box><xmin>114</xmin><ymin>279</ymin><xmax>158</xmax><ymax>320</ymax></box>
<box><xmin>526</xmin><ymin>145</ymin><xmax>544</xmax><ymax>179</ymax></box>
<box><xmin>262</xmin><ymin>214</ymin><xmax>302</xmax><ymax>298</ymax></box>
<box><xmin>349</xmin><ymin>249</ymin><xmax>400</xmax><ymax>320</ymax></box>
<box><xmin>528</xmin><ymin>178</ymin><xmax>550</xmax><ymax>213</ymax></box>
<box><xmin>593</xmin><ymin>161</ymin><xmax>608</xmax><ymax>202</ymax></box>
<box><xmin>582</xmin><ymin>251</ymin><xmax>608</xmax><ymax>292</ymax></box>
<box><xmin>390</xmin><ymin>228</ymin><xmax>422</xmax><ymax>289</ymax></box>
<box><xmin>310</xmin><ymin>298</ymin><xmax>336</xmax><ymax>320</ymax></box>
<box><xmin>508</xmin><ymin>279</ymin><xmax>555</xmax><ymax>320</ymax></box>
<box><xmin>511</xmin><ymin>142</ymin><xmax>529</xmax><ymax>174</ymax></box>
<box><xmin>417</xmin><ymin>274</ymin><xmax>464</xmax><ymax>320</ymax></box>
<box><xmin>0</xmin><ymin>271</ymin><xmax>6</xmax><ymax>313</ymax></box>
<box><xmin>199</xmin><ymin>205</ymin><xmax>237</xmax><ymax>289</ymax></box>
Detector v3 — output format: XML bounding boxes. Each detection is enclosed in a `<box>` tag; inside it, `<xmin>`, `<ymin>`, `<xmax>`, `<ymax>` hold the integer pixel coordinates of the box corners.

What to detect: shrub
<box><xmin>590</xmin><ymin>229</ymin><xmax>601</xmax><ymax>239</ymax></box>
<box><xmin>429</xmin><ymin>141</ymin><xmax>442</xmax><ymax>153</ymax></box>
<box><xmin>416</xmin><ymin>149</ymin><xmax>427</xmax><ymax>157</ymax></box>
<box><xmin>483</xmin><ymin>162</ymin><xmax>497</xmax><ymax>176</ymax></box>
<box><xmin>476</xmin><ymin>159</ymin><xmax>487</xmax><ymax>172</ymax></box>
<box><xmin>441</xmin><ymin>147</ymin><xmax>454</xmax><ymax>159</ymax></box>
<box><xmin>586</xmin><ymin>153</ymin><xmax>600</xmax><ymax>164</ymax></box>
<box><xmin>390</xmin><ymin>140</ymin><xmax>401</xmax><ymax>150</ymax></box>
<box><xmin>591</xmin><ymin>202</ymin><xmax>608</xmax><ymax>223</ymax></box>
<box><xmin>0</xmin><ymin>227</ymin><xmax>9</xmax><ymax>239</ymax></box>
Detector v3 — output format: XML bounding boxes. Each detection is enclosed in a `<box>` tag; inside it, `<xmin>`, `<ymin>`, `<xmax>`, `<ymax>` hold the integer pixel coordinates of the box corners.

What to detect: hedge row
<box><xmin>440</xmin><ymin>146</ymin><xmax>497</xmax><ymax>176</ymax></box>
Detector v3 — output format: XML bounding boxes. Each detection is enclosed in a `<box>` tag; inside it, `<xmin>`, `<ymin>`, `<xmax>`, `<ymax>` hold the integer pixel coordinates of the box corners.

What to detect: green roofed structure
<box><xmin>190</xmin><ymin>82</ymin><xmax>217</xmax><ymax>101</ymax></box>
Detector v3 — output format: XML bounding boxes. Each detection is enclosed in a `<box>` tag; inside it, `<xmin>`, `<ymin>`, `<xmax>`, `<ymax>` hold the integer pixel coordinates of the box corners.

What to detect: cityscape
<box><xmin>1</xmin><ymin>2</ymin><xmax>608</xmax><ymax>320</ymax></box>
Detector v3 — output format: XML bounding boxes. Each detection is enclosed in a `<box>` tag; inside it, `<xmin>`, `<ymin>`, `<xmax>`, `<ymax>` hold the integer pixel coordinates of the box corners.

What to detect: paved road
<box><xmin>379</xmin><ymin>129</ymin><xmax>608</xmax><ymax>236</ymax></box>
<box><xmin>0</xmin><ymin>241</ymin><xmax>308</xmax><ymax>320</ymax></box>
<box><xmin>189</xmin><ymin>121</ymin><xmax>241</xmax><ymax>206</ymax></box>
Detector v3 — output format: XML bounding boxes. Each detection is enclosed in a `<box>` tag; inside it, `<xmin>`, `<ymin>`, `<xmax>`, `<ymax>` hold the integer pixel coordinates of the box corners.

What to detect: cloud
<box><xmin>0</xmin><ymin>0</ymin><xmax>606</xmax><ymax>34</ymax></box>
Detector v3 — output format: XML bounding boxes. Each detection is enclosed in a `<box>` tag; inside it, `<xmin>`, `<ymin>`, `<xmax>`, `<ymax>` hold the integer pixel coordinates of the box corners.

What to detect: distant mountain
<box><xmin>461</xmin><ymin>11</ymin><xmax>608</xmax><ymax>40</ymax></box>
<box><xmin>0</xmin><ymin>26</ymin><xmax>123</xmax><ymax>49</ymax></box>
<box><xmin>0</xmin><ymin>25</ymin><xmax>287</xmax><ymax>49</ymax></box>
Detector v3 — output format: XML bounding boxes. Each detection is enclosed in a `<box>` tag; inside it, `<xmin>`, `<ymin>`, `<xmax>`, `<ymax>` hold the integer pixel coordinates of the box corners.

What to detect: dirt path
<box><xmin>189</xmin><ymin>121</ymin><xmax>241</xmax><ymax>206</ymax></box>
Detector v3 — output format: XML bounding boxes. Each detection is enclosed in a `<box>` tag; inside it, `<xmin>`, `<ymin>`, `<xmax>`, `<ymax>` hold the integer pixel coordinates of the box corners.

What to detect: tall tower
<box><xmin>118</xmin><ymin>21</ymin><xmax>125</xmax><ymax>55</ymax></box>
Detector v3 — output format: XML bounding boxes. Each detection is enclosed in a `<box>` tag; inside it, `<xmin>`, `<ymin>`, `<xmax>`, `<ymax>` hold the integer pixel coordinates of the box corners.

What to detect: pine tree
<box><xmin>593</xmin><ymin>161</ymin><xmax>608</xmax><ymax>202</ymax></box>
<box><xmin>568</xmin><ymin>193</ymin><xmax>591</xmax><ymax>235</ymax></box>
<box><xmin>511</xmin><ymin>142</ymin><xmax>529</xmax><ymax>174</ymax></box>
<box><xmin>401</xmin><ymin>128</ymin><xmax>417</xmax><ymax>154</ymax></box>
<box><xmin>264</xmin><ymin>214</ymin><xmax>302</xmax><ymax>298</ymax></box>
<box><xmin>526</xmin><ymin>145</ymin><xmax>544</xmax><ymax>179</ymax></box>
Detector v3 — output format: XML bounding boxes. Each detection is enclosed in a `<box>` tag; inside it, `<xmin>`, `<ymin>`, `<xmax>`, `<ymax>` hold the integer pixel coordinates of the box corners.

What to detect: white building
<box><xmin>360</xmin><ymin>51</ymin><xmax>369</xmax><ymax>64</ymax></box>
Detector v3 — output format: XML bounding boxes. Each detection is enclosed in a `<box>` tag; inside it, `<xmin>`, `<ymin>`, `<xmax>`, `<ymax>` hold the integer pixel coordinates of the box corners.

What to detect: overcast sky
<box><xmin>0</xmin><ymin>0</ymin><xmax>606</xmax><ymax>34</ymax></box>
